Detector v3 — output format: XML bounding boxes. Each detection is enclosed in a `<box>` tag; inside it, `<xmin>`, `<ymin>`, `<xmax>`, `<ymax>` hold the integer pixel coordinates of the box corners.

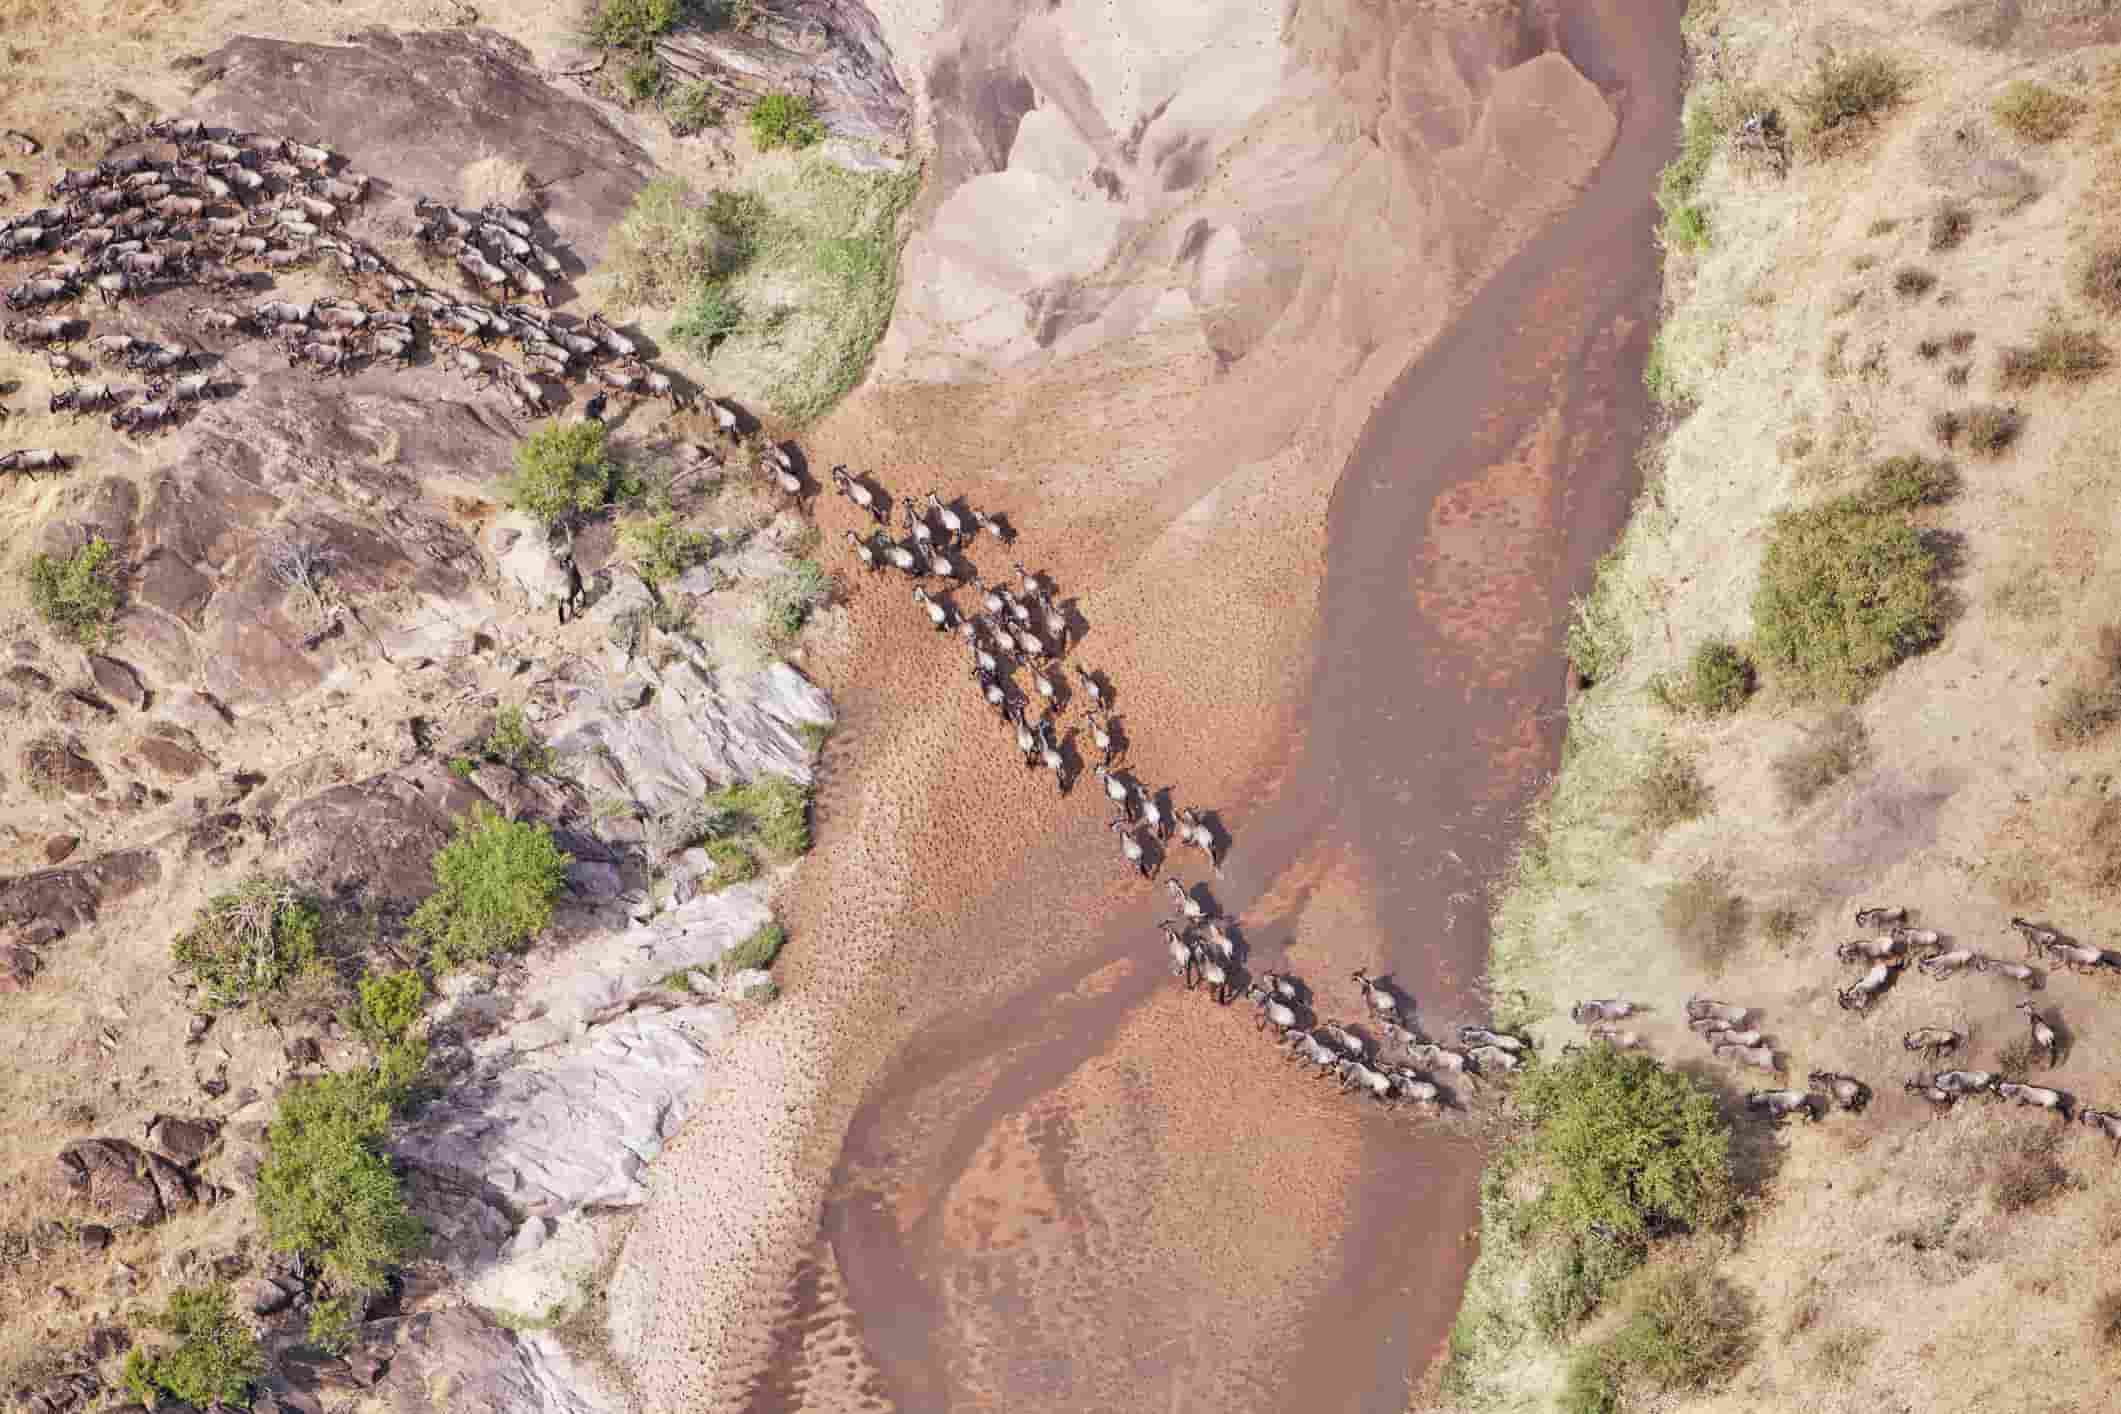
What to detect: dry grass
<box><xmin>2042</xmin><ymin>626</ymin><xmax>2121</xmax><ymax>747</ymax></box>
<box><xmin>1960</xmin><ymin>403</ymin><xmax>2023</xmax><ymax>455</ymax></box>
<box><xmin>1812</xmin><ymin>1324</ymin><xmax>1878</xmax><ymax>1384</ymax></box>
<box><xmin>2083</xmin><ymin>243</ymin><xmax>2121</xmax><ymax>315</ymax></box>
<box><xmin>2093</xmin><ymin>1290</ymin><xmax>2121</xmax><ymax>1349</ymax></box>
<box><xmin>1632</xmin><ymin>752</ymin><xmax>1712</xmax><ymax>837</ymax></box>
<box><xmin>1894</xmin><ymin>266</ymin><xmax>1937</xmax><ymax>298</ymax></box>
<box><xmin>1996</xmin><ymin>322</ymin><xmax>2111</xmax><ymax>389</ymax></box>
<box><xmin>460</xmin><ymin>153</ymin><xmax>532</xmax><ymax>212</ymax></box>
<box><xmin>1661</xmin><ymin>865</ymin><xmax>1749</xmax><ymax>972</ymax></box>
<box><xmin>1990</xmin><ymin>565</ymin><xmax>2060</xmax><ymax>622</ymax></box>
<box><xmin>1770</xmin><ymin>711</ymin><xmax>1866</xmax><ymax>810</ymax></box>
<box><xmin>1928</xmin><ymin>201</ymin><xmax>1972</xmax><ymax>252</ymax></box>
<box><xmin>1990</xmin><ymin>1132</ymin><xmax>2073</xmax><ymax>1214</ymax></box>
<box><xmin>1993</xmin><ymin>81</ymin><xmax>2084</xmax><ymax>143</ymax></box>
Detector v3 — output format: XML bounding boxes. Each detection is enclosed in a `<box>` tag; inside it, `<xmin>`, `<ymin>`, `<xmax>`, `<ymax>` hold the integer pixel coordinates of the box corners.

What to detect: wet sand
<box><xmin>800</xmin><ymin>2</ymin><xmax>1684</xmax><ymax>1409</ymax></box>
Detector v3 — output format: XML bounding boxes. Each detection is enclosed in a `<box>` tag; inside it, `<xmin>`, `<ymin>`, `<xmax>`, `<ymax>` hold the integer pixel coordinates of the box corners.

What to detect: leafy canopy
<box><xmin>28</xmin><ymin>537</ymin><xmax>121</xmax><ymax>645</ymax></box>
<box><xmin>256</xmin><ymin>1066</ymin><xmax>425</xmax><ymax>1297</ymax></box>
<box><xmin>1751</xmin><ymin>490</ymin><xmax>1941</xmax><ymax>701</ymax></box>
<box><xmin>506</xmin><ymin>420</ymin><xmax>615</xmax><ymax>527</ymax></box>
<box><xmin>1516</xmin><ymin>1046</ymin><xmax>1731</xmax><ymax>1242</ymax></box>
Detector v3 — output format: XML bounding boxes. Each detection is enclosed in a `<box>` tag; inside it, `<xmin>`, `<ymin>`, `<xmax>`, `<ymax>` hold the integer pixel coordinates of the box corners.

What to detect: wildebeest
<box><xmin>4</xmin><ymin>316</ymin><xmax>77</xmax><ymax>345</ymax></box>
<box><xmin>50</xmin><ymin>382</ymin><xmax>121</xmax><ymax>415</ymax></box>
<box><xmin>110</xmin><ymin>400</ymin><xmax>177</xmax><ymax>435</ymax></box>
<box><xmin>0</xmin><ymin>448</ymin><xmax>68</xmax><ymax>473</ymax></box>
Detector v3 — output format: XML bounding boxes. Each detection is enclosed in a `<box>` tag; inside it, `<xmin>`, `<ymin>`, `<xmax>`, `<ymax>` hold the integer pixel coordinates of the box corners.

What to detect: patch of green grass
<box><xmin>798</xmin><ymin>720</ymin><xmax>833</xmax><ymax>754</ymax></box>
<box><xmin>618</xmin><ymin>510</ymin><xmax>714</xmax><ymax>586</ymax></box>
<box><xmin>1661</xmin><ymin>864</ymin><xmax>1749</xmax><ymax>972</ymax></box>
<box><xmin>1793</xmin><ymin>51</ymin><xmax>1909</xmax><ymax>157</ymax></box>
<box><xmin>749</xmin><ymin>91</ymin><xmax>825</xmax><ymax>150</ymax></box>
<box><xmin>1751</xmin><ymin>486</ymin><xmax>1942</xmax><ymax>701</ymax></box>
<box><xmin>705</xmin><ymin>838</ymin><xmax>760</xmax><ymax>889</ymax></box>
<box><xmin>761</xmin><ymin>558</ymin><xmax>831</xmax><ymax>647</ymax></box>
<box><xmin>27</xmin><ymin>537</ymin><xmax>121</xmax><ymax>645</ymax></box>
<box><xmin>609</xmin><ymin>177</ymin><xmax>759</xmax><ymax>307</ymax></box>
<box><xmin>349</xmin><ymin>968</ymin><xmax>426</xmax><ymax>1047</ymax></box>
<box><xmin>480</xmin><ymin>704</ymin><xmax>555</xmax><ymax>774</ymax></box>
<box><xmin>1566</xmin><ymin>548</ymin><xmax>1633</xmax><ymax>686</ymax></box>
<box><xmin>668</xmin><ymin>282</ymin><xmax>745</xmax><ymax>355</ymax></box>
<box><xmin>1653</xmin><ymin>639</ymin><xmax>1754</xmax><ymax>716</ymax></box>
<box><xmin>257</xmin><ymin>1065</ymin><xmax>425</xmax><ymax>1301</ymax></box>
<box><xmin>723</xmin><ymin>920</ymin><xmax>785</xmax><ymax>972</ymax></box>
<box><xmin>1859</xmin><ymin>453</ymin><xmax>1958</xmax><ymax>511</ymax></box>
<box><xmin>622</xmin><ymin>55</ymin><xmax>663</xmax><ymax>102</ymax></box>
<box><xmin>1994</xmin><ymin>80</ymin><xmax>2083</xmax><ymax>142</ymax></box>
<box><xmin>410</xmin><ymin>805</ymin><xmax>571</xmax><ymax>971</ymax></box>
<box><xmin>506</xmin><ymin>419</ymin><xmax>616</xmax><ymax>527</ymax></box>
<box><xmin>1643</xmin><ymin>328</ymin><xmax>1683</xmax><ymax>408</ymax></box>
<box><xmin>122</xmin><ymin>1285</ymin><xmax>262</xmax><ymax>1410</ymax></box>
<box><xmin>1528</xmin><ymin>1229</ymin><xmax>1644</xmax><ymax>1339</ymax></box>
<box><xmin>709</xmin><ymin>774</ymin><xmax>813</xmax><ymax>857</ymax></box>
<box><xmin>1655</xmin><ymin>95</ymin><xmax>1726</xmax><ymax>251</ymax></box>
<box><xmin>1996</xmin><ymin>320</ymin><xmax>2111</xmax><ymax>389</ymax></box>
<box><xmin>171</xmin><ymin>877</ymin><xmax>323</xmax><ymax>1010</ymax></box>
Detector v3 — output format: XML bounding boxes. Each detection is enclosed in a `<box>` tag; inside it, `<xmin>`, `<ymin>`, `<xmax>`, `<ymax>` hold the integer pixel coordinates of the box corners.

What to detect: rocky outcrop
<box><xmin>356</xmin><ymin>1308</ymin><xmax>624</xmax><ymax>1414</ymax></box>
<box><xmin>196</xmin><ymin>28</ymin><xmax>654</xmax><ymax>262</ymax></box>
<box><xmin>53</xmin><ymin>1138</ymin><xmax>196</xmax><ymax>1227</ymax></box>
<box><xmin>278</xmin><ymin>764</ymin><xmax>492</xmax><ymax>908</ymax></box>
<box><xmin>656</xmin><ymin>1</ymin><xmax>912</xmax><ymax>157</ymax></box>
<box><xmin>0</xmin><ymin>848</ymin><xmax>160</xmax><ymax>947</ymax></box>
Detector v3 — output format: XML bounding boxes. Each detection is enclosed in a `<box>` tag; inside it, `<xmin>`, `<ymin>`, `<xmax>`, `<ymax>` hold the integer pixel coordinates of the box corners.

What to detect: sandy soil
<box><xmin>608</xmin><ymin>0</ymin><xmax>1682</xmax><ymax>1409</ymax></box>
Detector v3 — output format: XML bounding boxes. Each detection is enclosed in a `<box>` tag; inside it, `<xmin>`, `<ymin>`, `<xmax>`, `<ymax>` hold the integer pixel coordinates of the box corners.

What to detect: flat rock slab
<box><xmin>195</xmin><ymin>28</ymin><xmax>654</xmax><ymax>263</ymax></box>
<box><xmin>361</xmin><ymin>1307</ymin><xmax>623</xmax><ymax>1414</ymax></box>
<box><xmin>279</xmin><ymin>763</ymin><xmax>491</xmax><ymax>907</ymax></box>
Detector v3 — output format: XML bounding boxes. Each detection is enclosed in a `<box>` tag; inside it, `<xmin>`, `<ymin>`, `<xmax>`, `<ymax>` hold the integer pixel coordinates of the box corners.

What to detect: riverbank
<box><xmin>1445</xmin><ymin>3</ymin><xmax>2121</xmax><ymax>1410</ymax></box>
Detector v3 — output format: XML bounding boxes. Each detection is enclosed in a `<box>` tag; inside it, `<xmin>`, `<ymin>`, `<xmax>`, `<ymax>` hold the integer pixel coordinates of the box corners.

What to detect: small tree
<box><xmin>257</xmin><ymin>1068</ymin><xmax>425</xmax><ymax>1297</ymax></box>
<box><xmin>28</xmin><ymin>537</ymin><xmax>121</xmax><ymax>644</ymax></box>
<box><xmin>122</xmin><ymin>1285</ymin><xmax>263</xmax><ymax>1409</ymax></box>
<box><xmin>505</xmin><ymin>420</ymin><xmax>614</xmax><ymax>527</ymax></box>
<box><xmin>1517</xmin><ymin>1046</ymin><xmax>1732</xmax><ymax>1243</ymax></box>
<box><xmin>411</xmin><ymin>805</ymin><xmax>571</xmax><ymax>970</ymax></box>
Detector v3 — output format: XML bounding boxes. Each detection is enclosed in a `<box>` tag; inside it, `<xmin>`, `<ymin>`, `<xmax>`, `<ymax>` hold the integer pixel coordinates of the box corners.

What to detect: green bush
<box><xmin>351</xmin><ymin>969</ymin><xmax>426</xmax><ymax>1046</ymax></box>
<box><xmin>761</xmin><ymin>559</ymin><xmax>831</xmax><ymax>646</ymax></box>
<box><xmin>1858</xmin><ymin>453</ymin><xmax>1957</xmax><ymax>511</ymax></box>
<box><xmin>668</xmin><ymin>283</ymin><xmax>745</xmax><ymax>355</ymax></box>
<box><xmin>749</xmin><ymin>91</ymin><xmax>825</xmax><ymax>150</ymax></box>
<box><xmin>28</xmin><ymin>537</ymin><xmax>121</xmax><ymax>645</ymax></box>
<box><xmin>586</xmin><ymin>0</ymin><xmax>681</xmax><ymax>50</ymax></box>
<box><xmin>1599</xmin><ymin>1259</ymin><xmax>1752</xmax><ymax>1395</ymax></box>
<box><xmin>121</xmin><ymin>1285</ymin><xmax>263</xmax><ymax>1409</ymax></box>
<box><xmin>1751</xmin><ymin>490</ymin><xmax>1941</xmax><ymax>701</ymax></box>
<box><xmin>1793</xmin><ymin>51</ymin><xmax>1908</xmax><ymax>155</ymax></box>
<box><xmin>706</xmin><ymin>838</ymin><xmax>760</xmax><ymax>889</ymax></box>
<box><xmin>609</xmin><ymin>178</ymin><xmax>757</xmax><ymax>306</ymax></box>
<box><xmin>1657</xmin><ymin>639</ymin><xmax>1754</xmax><ymax>716</ymax></box>
<box><xmin>172</xmin><ymin>877</ymin><xmax>323</xmax><ymax>1010</ymax></box>
<box><xmin>305</xmin><ymin>1293</ymin><xmax>364</xmax><ymax>1355</ymax></box>
<box><xmin>618</xmin><ymin>510</ymin><xmax>714</xmax><ymax>585</ymax></box>
<box><xmin>480</xmin><ymin>704</ymin><xmax>556</xmax><ymax>773</ymax></box>
<box><xmin>1516</xmin><ymin>1046</ymin><xmax>1732</xmax><ymax>1242</ymax></box>
<box><xmin>622</xmin><ymin>55</ymin><xmax>663</xmax><ymax>102</ymax></box>
<box><xmin>410</xmin><ymin>805</ymin><xmax>571</xmax><ymax>971</ymax></box>
<box><xmin>664</xmin><ymin>80</ymin><xmax>721</xmax><ymax>135</ymax></box>
<box><xmin>505</xmin><ymin>420</ymin><xmax>615</xmax><ymax>527</ymax></box>
<box><xmin>724</xmin><ymin>920</ymin><xmax>785</xmax><ymax>972</ymax></box>
<box><xmin>1993</xmin><ymin>80</ymin><xmax>2083</xmax><ymax>142</ymax></box>
<box><xmin>257</xmin><ymin>1067</ymin><xmax>424</xmax><ymax>1297</ymax></box>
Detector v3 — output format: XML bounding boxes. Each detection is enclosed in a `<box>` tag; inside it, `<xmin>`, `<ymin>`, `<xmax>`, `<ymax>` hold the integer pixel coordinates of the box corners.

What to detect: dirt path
<box><xmin>771</xmin><ymin>3</ymin><xmax>1685</xmax><ymax>1410</ymax></box>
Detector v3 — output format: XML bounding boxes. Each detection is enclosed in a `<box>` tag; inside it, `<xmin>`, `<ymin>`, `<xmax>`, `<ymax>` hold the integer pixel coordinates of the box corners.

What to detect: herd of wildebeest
<box><xmin>2</xmin><ymin>115</ymin><xmax>700</xmax><ymax>468</ymax></box>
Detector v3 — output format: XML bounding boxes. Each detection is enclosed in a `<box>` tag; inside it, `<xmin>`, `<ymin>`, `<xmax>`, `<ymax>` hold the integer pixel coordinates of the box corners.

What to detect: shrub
<box><xmin>257</xmin><ymin>1067</ymin><xmax>424</xmax><ymax>1297</ymax></box>
<box><xmin>723</xmin><ymin>920</ymin><xmax>785</xmax><ymax>972</ymax></box>
<box><xmin>621</xmin><ymin>55</ymin><xmax>663</xmax><ymax>102</ymax></box>
<box><xmin>609</xmin><ymin>178</ymin><xmax>756</xmax><ymax>305</ymax></box>
<box><xmin>1961</xmin><ymin>403</ymin><xmax>2022</xmax><ymax>456</ymax></box>
<box><xmin>1994</xmin><ymin>81</ymin><xmax>2083</xmax><ymax>142</ymax></box>
<box><xmin>762</xmin><ymin>559</ymin><xmax>831</xmax><ymax>646</ymax></box>
<box><xmin>1662</xmin><ymin>865</ymin><xmax>1749</xmax><ymax>971</ymax></box>
<box><xmin>1516</xmin><ymin>1046</ymin><xmax>1732</xmax><ymax>1241</ymax></box>
<box><xmin>1599</xmin><ymin>1259</ymin><xmax>1752</xmax><ymax>1394</ymax></box>
<box><xmin>706</xmin><ymin>774</ymin><xmax>813</xmax><ymax>856</ymax></box>
<box><xmin>1928</xmin><ymin>200</ymin><xmax>1972</xmax><ymax>252</ymax></box>
<box><xmin>305</xmin><ymin>1293</ymin><xmax>363</xmax><ymax>1355</ymax></box>
<box><xmin>1793</xmin><ymin>51</ymin><xmax>1908</xmax><ymax>155</ymax></box>
<box><xmin>505</xmin><ymin>420</ymin><xmax>614</xmax><ymax>526</ymax></box>
<box><xmin>2083</xmin><ymin>241</ymin><xmax>2121</xmax><ymax>315</ymax></box>
<box><xmin>1632</xmin><ymin>752</ymin><xmax>1711</xmax><ymax>835</ymax></box>
<box><xmin>1751</xmin><ymin>493</ymin><xmax>1941</xmax><ymax>701</ymax></box>
<box><xmin>1996</xmin><ymin>322</ymin><xmax>2110</xmax><ymax>388</ymax></box>
<box><xmin>1658</xmin><ymin>639</ymin><xmax>1754</xmax><ymax>716</ymax></box>
<box><xmin>706</xmin><ymin>838</ymin><xmax>760</xmax><ymax>888</ymax></box>
<box><xmin>586</xmin><ymin>0</ymin><xmax>681</xmax><ymax>50</ymax></box>
<box><xmin>172</xmin><ymin>877</ymin><xmax>323</xmax><ymax>1009</ymax></box>
<box><xmin>1859</xmin><ymin>453</ymin><xmax>1957</xmax><ymax>510</ymax></box>
<box><xmin>1991</xmin><ymin>1134</ymin><xmax>2071</xmax><ymax>1213</ymax></box>
<box><xmin>2044</xmin><ymin>628</ymin><xmax>2121</xmax><ymax>748</ymax></box>
<box><xmin>121</xmin><ymin>1285</ymin><xmax>262</xmax><ymax>1409</ymax></box>
<box><xmin>351</xmin><ymin>969</ymin><xmax>426</xmax><ymax>1046</ymax></box>
<box><xmin>2093</xmin><ymin>1289</ymin><xmax>2121</xmax><ymax>1348</ymax></box>
<box><xmin>669</xmin><ymin>283</ymin><xmax>745</xmax><ymax>356</ymax></box>
<box><xmin>1893</xmin><ymin>266</ymin><xmax>1936</xmax><ymax>298</ymax></box>
<box><xmin>618</xmin><ymin>510</ymin><xmax>714</xmax><ymax>585</ymax></box>
<box><xmin>27</xmin><ymin>538</ymin><xmax>121</xmax><ymax>645</ymax></box>
<box><xmin>664</xmin><ymin>80</ymin><xmax>720</xmax><ymax>135</ymax></box>
<box><xmin>410</xmin><ymin>805</ymin><xmax>571</xmax><ymax>971</ymax></box>
<box><xmin>749</xmin><ymin>91</ymin><xmax>825</xmax><ymax>150</ymax></box>
<box><xmin>480</xmin><ymin>704</ymin><xmax>555</xmax><ymax>773</ymax></box>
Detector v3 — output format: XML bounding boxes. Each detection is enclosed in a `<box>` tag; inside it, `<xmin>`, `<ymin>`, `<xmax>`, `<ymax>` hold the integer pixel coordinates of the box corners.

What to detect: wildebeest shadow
<box><xmin>1679</xmin><ymin>1059</ymin><xmax>1792</xmax><ymax>1201</ymax></box>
